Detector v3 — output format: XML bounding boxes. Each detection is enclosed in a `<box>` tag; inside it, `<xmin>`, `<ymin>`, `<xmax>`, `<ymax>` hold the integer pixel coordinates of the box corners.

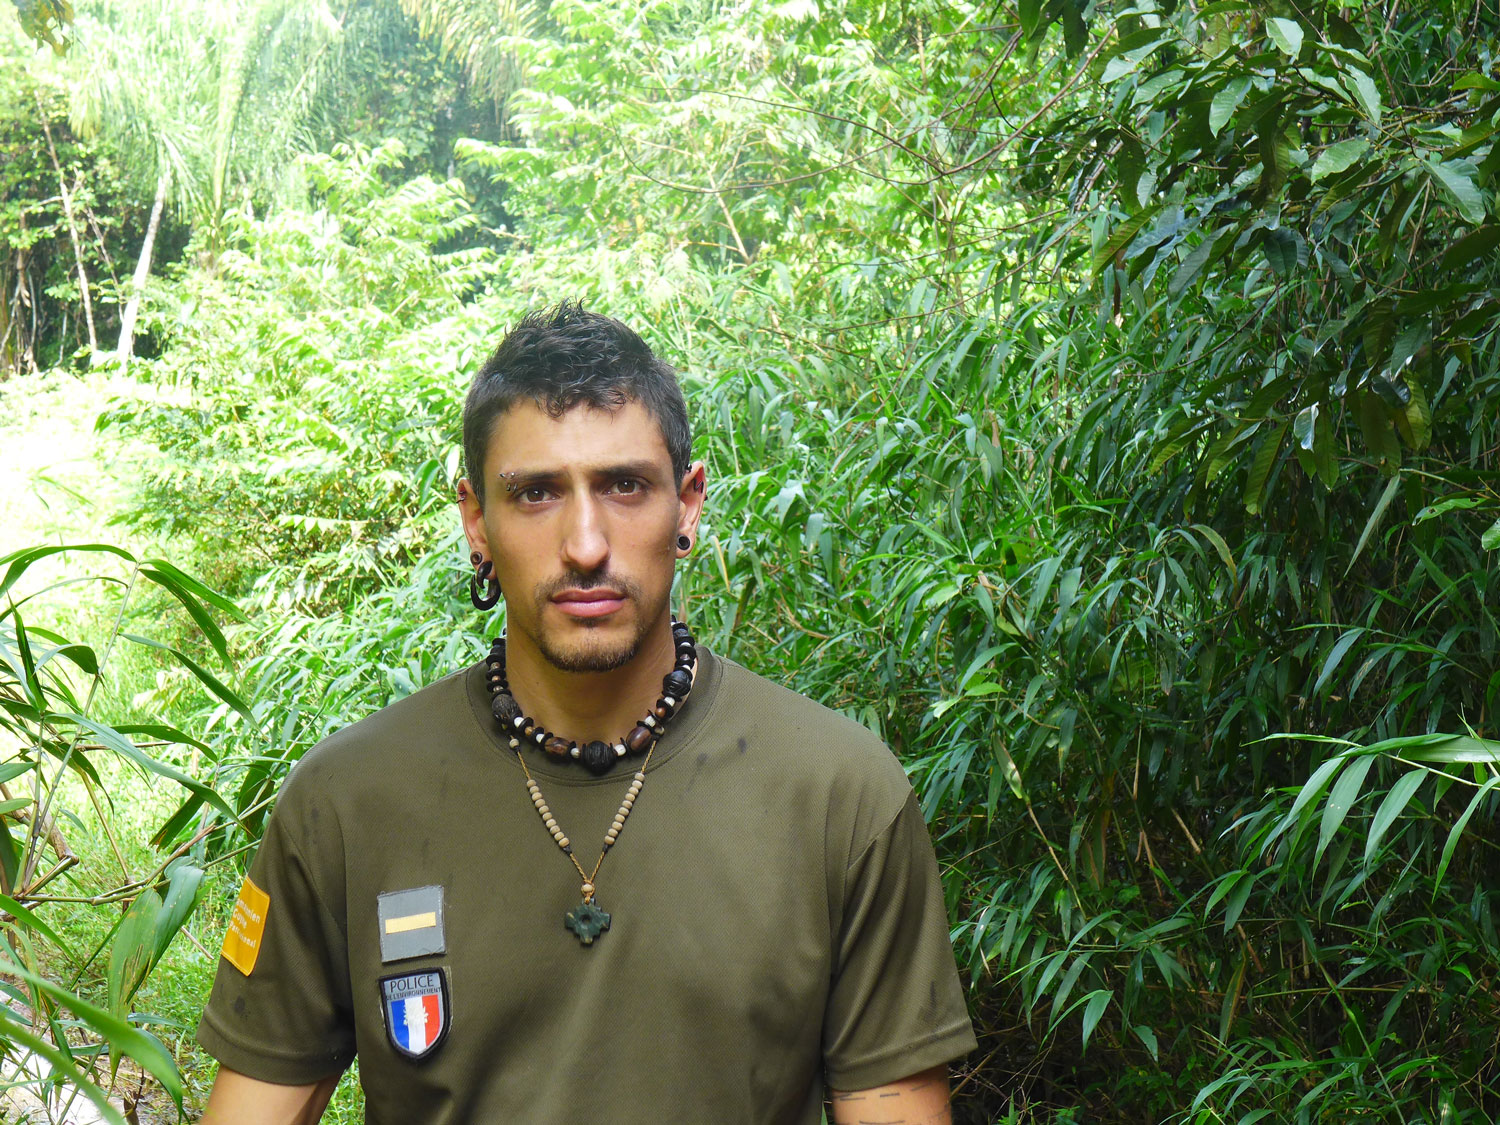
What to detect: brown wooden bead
<box><xmin>625</xmin><ymin>724</ymin><xmax>655</xmax><ymax>753</ymax></box>
<box><xmin>653</xmin><ymin>700</ymin><xmax>673</xmax><ymax>721</ymax></box>
<box><xmin>544</xmin><ymin>736</ymin><xmax>572</xmax><ymax>757</ymax></box>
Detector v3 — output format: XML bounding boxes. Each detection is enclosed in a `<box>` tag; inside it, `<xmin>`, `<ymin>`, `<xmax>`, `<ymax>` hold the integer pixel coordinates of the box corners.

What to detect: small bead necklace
<box><xmin>486</xmin><ymin>622</ymin><xmax>698</xmax><ymax>944</ymax></box>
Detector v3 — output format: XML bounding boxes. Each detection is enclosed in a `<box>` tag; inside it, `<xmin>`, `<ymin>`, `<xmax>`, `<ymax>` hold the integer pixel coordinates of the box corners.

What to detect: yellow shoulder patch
<box><xmin>221</xmin><ymin>875</ymin><xmax>270</xmax><ymax>976</ymax></box>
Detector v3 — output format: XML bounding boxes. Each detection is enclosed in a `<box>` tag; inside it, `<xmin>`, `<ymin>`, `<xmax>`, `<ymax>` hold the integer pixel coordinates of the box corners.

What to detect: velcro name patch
<box><xmin>222</xmin><ymin>875</ymin><xmax>270</xmax><ymax>976</ymax></box>
<box><xmin>377</xmin><ymin>885</ymin><xmax>446</xmax><ymax>962</ymax></box>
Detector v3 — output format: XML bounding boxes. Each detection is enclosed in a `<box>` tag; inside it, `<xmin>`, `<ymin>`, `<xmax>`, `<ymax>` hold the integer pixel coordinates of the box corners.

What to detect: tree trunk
<box><xmin>35</xmin><ymin>99</ymin><xmax>97</xmax><ymax>357</ymax></box>
<box><xmin>117</xmin><ymin>171</ymin><xmax>169</xmax><ymax>370</ymax></box>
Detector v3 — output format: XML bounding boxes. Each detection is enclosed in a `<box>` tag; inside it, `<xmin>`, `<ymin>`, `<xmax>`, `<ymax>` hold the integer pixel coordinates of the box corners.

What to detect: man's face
<box><xmin>460</xmin><ymin>399</ymin><xmax>704</xmax><ymax>674</ymax></box>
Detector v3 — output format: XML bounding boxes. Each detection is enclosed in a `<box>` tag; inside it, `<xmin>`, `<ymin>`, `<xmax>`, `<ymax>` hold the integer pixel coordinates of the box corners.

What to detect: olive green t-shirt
<box><xmin>197</xmin><ymin>646</ymin><xmax>976</xmax><ymax>1123</ymax></box>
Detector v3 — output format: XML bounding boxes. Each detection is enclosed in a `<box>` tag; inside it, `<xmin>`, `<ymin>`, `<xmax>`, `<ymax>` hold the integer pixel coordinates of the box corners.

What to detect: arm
<box><xmin>199</xmin><ymin>1066</ymin><xmax>340</xmax><ymax>1125</ymax></box>
<box><xmin>829</xmin><ymin>1064</ymin><xmax>953</xmax><ymax>1125</ymax></box>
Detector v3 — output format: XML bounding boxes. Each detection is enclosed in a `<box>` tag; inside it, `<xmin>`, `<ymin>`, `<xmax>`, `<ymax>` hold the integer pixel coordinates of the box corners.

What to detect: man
<box><xmin>197</xmin><ymin>302</ymin><xmax>976</xmax><ymax>1123</ymax></box>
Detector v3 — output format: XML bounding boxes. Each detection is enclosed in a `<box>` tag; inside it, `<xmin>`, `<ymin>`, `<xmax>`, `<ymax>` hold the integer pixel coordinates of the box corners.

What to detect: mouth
<box><xmin>551</xmin><ymin>588</ymin><xmax>626</xmax><ymax>619</ymax></box>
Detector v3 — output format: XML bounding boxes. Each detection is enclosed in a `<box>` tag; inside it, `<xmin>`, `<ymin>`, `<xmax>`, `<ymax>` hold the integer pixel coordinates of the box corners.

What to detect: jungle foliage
<box><xmin>2</xmin><ymin>0</ymin><xmax>1498</xmax><ymax>1121</ymax></box>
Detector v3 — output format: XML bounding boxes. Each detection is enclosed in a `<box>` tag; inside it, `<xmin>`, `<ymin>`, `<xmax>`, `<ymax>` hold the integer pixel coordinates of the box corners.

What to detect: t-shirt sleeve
<box><xmin>822</xmin><ymin>788</ymin><xmax>978</xmax><ymax>1092</ymax></box>
<box><xmin>196</xmin><ymin>770</ymin><xmax>356</xmax><ymax>1085</ymax></box>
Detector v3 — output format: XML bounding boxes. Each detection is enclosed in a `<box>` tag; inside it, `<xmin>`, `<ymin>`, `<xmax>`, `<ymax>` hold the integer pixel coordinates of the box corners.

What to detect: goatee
<box><xmin>531</xmin><ymin>572</ymin><xmax>656</xmax><ymax>673</ymax></box>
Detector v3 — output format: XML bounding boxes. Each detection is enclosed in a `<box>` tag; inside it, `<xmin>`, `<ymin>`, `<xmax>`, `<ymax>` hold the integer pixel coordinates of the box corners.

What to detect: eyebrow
<box><xmin>497</xmin><ymin>460</ymin><xmax>666</xmax><ymax>491</ymax></box>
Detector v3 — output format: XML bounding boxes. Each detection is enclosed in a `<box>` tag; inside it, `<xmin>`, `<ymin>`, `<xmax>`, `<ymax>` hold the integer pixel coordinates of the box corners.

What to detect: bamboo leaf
<box><xmin>121</xmin><ymin>634</ymin><xmax>256</xmax><ymax>724</ymax></box>
<box><xmin>50</xmin><ymin>711</ymin><xmax>240</xmax><ymax>821</ymax></box>
<box><xmin>1080</xmin><ymin>989</ymin><xmax>1112</xmax><ymax>1050</ymax></box>
<box><xmin>1345</xmin><ymin>475</ymin><xmax>1403</xmax><ymax>576</ymax></box>
<box><xmin>0</xmin><ymin>955</ymin><xmax>182</xmax><ymax>1108</ymax></box>
<box><xmin>1190</xmin><ymin>523</ymin><xmax>1237</xmax><ymax>585</ymax></box>
<box><xmin>1315</xmin><ymin>629</ymin><xmax>1366</xmax><ymax>695</ymax></box>
<box><xmin>0</xmin><ymin>544</ymin><xmax>135</xmax><ymax>602</ymax></box>
<box><xmin>1364</xmin><ymin>769</ymin><xmax>1427</xmax><ymax>866</ymax></box>
<box><xmin>1243</xmin><ymin>421</ymin><xmax>1287</xmax><ymax>514</ymax></box>
<box><xmin>1091</xmin><ymin>205</ymin><xmax>1162</xmax><ymax>276</ymax></box>
<box><xmin>1316</xmin><ymin>753</ymin><xmax>1374</xmax><ymax>866</ymax></box>
<box><xmin>0</xmin><ymin>892</ymin><xmax>77</xmax><ymax>955</ymax></box>
<box><xmin>1433</xmin><ymin>776</ymin><xmax>1500</xmax><ymax>897</ymax></box>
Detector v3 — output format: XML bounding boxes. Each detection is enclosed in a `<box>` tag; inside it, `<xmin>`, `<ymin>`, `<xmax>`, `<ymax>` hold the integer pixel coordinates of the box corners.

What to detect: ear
<box><xmin>458</xmin><ymin>478</ymin><xmax>490</xmax><ymax>561</ymax></box>
<box><xmin>676</xmin><ymin>461</ymin><xmax>707</xmax><ymax>555</ymax></box>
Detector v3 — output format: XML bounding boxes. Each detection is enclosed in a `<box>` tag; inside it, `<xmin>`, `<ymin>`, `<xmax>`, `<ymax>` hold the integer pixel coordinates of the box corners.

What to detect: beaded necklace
<box><xmin>485</xmin><ymin>621</ymin><xmax>698</xmax><ymax>944</ymax></box>
<box><xmin>486</xmin><ymin>620</ymin><xmax>697</xmax><ymax>776</ymax></box>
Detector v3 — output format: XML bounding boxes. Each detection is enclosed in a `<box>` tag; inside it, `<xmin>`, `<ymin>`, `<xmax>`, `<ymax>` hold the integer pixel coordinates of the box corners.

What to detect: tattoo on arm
<box><xmin>828</xmin><ymin>1065</ymin><xmax>952</xmax><ymax>1125</ymax></box>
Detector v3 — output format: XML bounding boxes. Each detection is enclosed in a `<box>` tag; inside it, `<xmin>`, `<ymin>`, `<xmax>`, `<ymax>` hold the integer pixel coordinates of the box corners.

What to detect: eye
<box><xmin>516</xmin><ymin>485</ymin><xmax>553</xmax><ymax>504</ymax></box>
<box><xmin>609</xmin><ymin>478</ymin><xmax>646</xmax><ymax>496</ymax></box>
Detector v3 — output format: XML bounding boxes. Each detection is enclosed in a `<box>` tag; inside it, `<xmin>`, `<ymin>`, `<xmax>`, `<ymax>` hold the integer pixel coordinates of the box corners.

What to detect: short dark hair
<box><xmin>462</xmin><ymin>301</ymin><xmax>692</xmax><ymax>506</ymax></box>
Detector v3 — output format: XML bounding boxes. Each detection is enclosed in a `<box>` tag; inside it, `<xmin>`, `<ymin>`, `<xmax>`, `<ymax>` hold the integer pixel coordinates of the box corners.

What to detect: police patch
<box><xmin>380</xmin><ymin>969</ymin><xmax>449</xmax><ymax>1061</ymax></box>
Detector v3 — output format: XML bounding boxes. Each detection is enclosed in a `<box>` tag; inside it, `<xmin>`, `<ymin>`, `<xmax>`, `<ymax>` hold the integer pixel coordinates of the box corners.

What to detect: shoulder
<box><xmin>695</xmin><ymin>649</ymin><xmax>916</xmax><ymax>849</ymax></box>
<box><xmin>279</xmin><ymin>665</ymin><xmax>477</xmax><ymax>800</ymax></box>
<box><xmin>712</xmin><ymin>653</ymin><xmax>895</xmax><ymax>761</ymax></box>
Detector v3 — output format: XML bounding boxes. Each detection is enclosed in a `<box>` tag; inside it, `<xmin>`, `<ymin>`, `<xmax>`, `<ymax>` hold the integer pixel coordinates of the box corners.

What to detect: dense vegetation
<box><xmin>2</xmin><ymin>0</ymin><xmax>1498</xmax><ymax>1121</ymax></box>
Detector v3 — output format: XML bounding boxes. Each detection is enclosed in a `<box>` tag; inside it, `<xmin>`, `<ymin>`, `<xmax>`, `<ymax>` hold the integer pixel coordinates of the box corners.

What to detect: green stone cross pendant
<box><xmin>564</xmin><ymin>899</ymin><xmax>611</xmax><ymax>945</ymax></box>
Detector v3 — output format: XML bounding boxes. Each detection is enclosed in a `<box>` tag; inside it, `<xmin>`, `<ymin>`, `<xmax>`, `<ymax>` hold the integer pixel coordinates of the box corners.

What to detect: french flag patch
<box><xmin>380</xmin><ymin>969</ymin><xmax>449</xmax><ymax>1061</ymax></box>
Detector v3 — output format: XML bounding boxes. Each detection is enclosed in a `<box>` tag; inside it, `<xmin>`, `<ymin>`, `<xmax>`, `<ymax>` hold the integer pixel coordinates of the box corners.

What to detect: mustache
<box><xmin>535</xmin><ymin>572</ymin><xmax>643</xmax><ymax>601</ymax></box>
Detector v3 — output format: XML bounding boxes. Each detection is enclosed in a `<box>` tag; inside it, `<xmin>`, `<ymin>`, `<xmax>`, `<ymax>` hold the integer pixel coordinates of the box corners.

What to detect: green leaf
<box><xmin>109</xmin><ymin>889</ymin><xmax>162</xmax><ymax>1020</ymax></box>
<box><xmin>0</xmin><ymin>892</ymin><xmax>78</xmax><ymax>955</ymax></box>
<box><xmin>140</xmin><ymin>566</ymin><xmax>230</xmax><ymax>665</ymax></box>
<box><xmin>1263</xmin><ymin>227</ymin><xmax>1305</xmax><ymax>276</ymax></box>
<box><xmin>1342</xmin><ymin>69</ymin><xmax>1382</xmax><ymax>125</ymax></box>
<box><xmin>1364</xmin><ymin>769</ymin><xmax>1426</xmax><ymax>866</ymax></box>
<box><xmin>1454</xmin><ymin>72</ymin><xmax>1500</xmax><ymax>92</ymax></box>
<box><xmin>1080</xmin><ymin>989</ymin><xmax>1111</xmax><ymax>1050</ymax></box>
<box><xmin>1316</xmin><ymin>753</ymin><xmax>1374</xmax><ymax>866</ymax></box>
<box><xmin>1428</xmin><ymin>158</ymin><xmax>1489</xmax><ymax>225</ymax></box>
<box><xmin>1357</xmin><ymin>390</ymin><xmax>1401</xmax><ymax>474</ymax></box>
<box><xmin>1484</xmin><ymin>518</ymin><xmax>1500</xmax><ymax>550</ymax></box>
<box><xmin>1210</xmin><ymin>76</ymin><xmax>1252</xmax><ymax>136</ymax></box>
<box><xmin>1266</xmin><ymin>18</ymin><xmax>1304</xmax><ymax>59</ymax></box>
<box><xmin>1168</xmin><ymin>229</ymin><xmax>1223</xmax><ymax>297</ymax></box>
<box><xmin>1315</xmin><ymin>629</ymin><xmax>1365</xmax><ymax>695</ymax></box>
<box><xmin>1243</xmin><ymin>421</ymin><xmax>1287</xmax><ymax>514</ymax></box>
<box><xmin>1092</xmin><ymin>205</ymin><xmax>1162</xmax><ymax>276</ymax></box>
<box><xmin>121</xmin><ymin>634</ymin><xmax>256</xmax><ymax>724</ymax></box>
<box><xmin>1434</xmin><ymin>776</ymin><xmax>1500</xmax><ymax>897</ymax></box>
<box><xmin>1019</xmin><ymin>0</ymin><xmax>1045</xmax><ymax>37</ymax></box>
<box><xmin>50</xmin><ymin>711</ymin><xmax>240</xmax><ymax>821</ymax></box>
<box><xmin>1190</xmin><ymin>523</ymin><xmax>1237</xmax><ymax>585</ymax></box>
<box><xmin>1310</xmin><ymin>137</ymin><xmax>1369</xmax><ymax>182</ymax></box>
<box><xmin>1439</xmin><ymin>226</ymin><xmax>1500</xmax><ymax>272</ymax></box>
<box><xmin>1414</xmin><ymin>496</ymin><xmax>1482</xmax><ymax>523</ymax></box>
<box><xmin>993</xmin><ymin>739</ymin><xmax>1025</xmax><ymax>801</ymax></box>
<box><xmin>0</xmin><ymin>543</ymin><xmax>134</xmax><ymax>602</ymax></box>
<box><xmin>1400</xmin><ymin>735</ymin><xmax>1500</xmax><ymax>765</ymax></box>
<box><xmin>0</xmin><ymin>955</ymin><xmax>182</xmax><ymax>1108</ymax></box>
<box><xmin>0</xmin><ymin>1016</ymin><xmax>129</xmax><ymax>1125</ymax></box>
<box><xmin>1132</xmin><ymin>1023</ymin><xmax>1159</xmax><ymax>1061</ymax></box>
<box><xmin>1345</xmin><ymin>475</ymin><xmax>1403</xmax><ymax>576</ymax></box>
<box><xmin>1293</xmin><ymin>403</ymin><xmax>1319</xmax><ymax>452</ymax></box>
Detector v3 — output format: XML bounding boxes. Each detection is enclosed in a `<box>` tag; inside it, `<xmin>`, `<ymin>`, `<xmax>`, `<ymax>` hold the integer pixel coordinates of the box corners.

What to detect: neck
<box><xmin>501</xmin><ymin>619</ymin><xmax>678</xmax><ymax>744</ymax></box>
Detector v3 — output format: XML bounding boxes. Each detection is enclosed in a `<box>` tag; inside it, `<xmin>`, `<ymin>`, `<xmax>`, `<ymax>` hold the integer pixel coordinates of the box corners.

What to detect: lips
<box><xmin>551</xmin><ymin>588</ymin><xmax>626</xmax><ymax>618</ymax></box>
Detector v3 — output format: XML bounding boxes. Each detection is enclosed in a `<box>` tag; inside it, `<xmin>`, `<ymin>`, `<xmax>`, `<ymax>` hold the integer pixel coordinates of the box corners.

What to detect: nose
<box><xmin>559</xmin><ymin>493</ymin><xmax>609</xmax><ymax>574</ymax></box>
